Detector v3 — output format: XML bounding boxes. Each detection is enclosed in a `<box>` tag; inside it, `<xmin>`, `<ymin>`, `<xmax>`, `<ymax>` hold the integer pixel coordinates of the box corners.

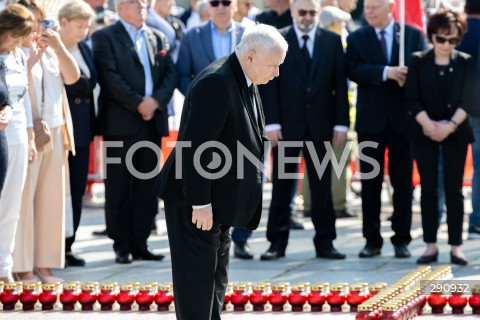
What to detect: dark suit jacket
<box><xmin>92</xmin><ymin>21</ymin><xmax>178</xmax><ymax>137</ymax></box>
<box><xmin>154</xmin><ymin>53</ymin><xmax>267</xmax><ymax>230</ymax></box>
<box><xmin>346</xmin><ymin>23</ymin><xmax>425</xmax><ymax>134</ymax></box>
<box><xmin>176</xmin><ymin>21</ymin><xmax>244</xmax><ymax>95</ymax></box>
<box><xmin>261</xmin><ymin>26</ymin><xmax>349</xmax><ymax>142</ymax></box>
<box><xmin>405</xmin><ymin>49</ymin><xmax>475</xmax><ymax>145</ymax></box>
<box><xmin>65</xmin><ymin>41</ymin><xmax>97</xmax><ymax>147</ymax></box>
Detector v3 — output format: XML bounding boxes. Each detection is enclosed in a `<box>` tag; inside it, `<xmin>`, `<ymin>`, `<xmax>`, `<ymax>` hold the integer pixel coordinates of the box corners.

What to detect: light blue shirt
<box><xmin>210</xmin><ymin>20</ymin><xmax>235</xmax><ymax>60</ymax></box>
<box><xmin>120</xmin><ymin>19</ymin><xmax>153</xmax><ymax>96</ymax></box>
<box><xmin>376</xmin><ymin>18</ymin><xmax>395</xmax><ymax>81</ymax></box>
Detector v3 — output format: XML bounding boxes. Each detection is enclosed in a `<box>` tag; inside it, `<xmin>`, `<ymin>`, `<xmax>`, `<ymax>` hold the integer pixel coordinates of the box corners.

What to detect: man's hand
<box><xmin>266</xmin><ymin>129</ymin><xmax>283</xmax><ymax>148</ymax></box>
<box><xmin>192</xmin><ymin>205</ymin><xmax>213</xmax><ymax>231</ymax></box>
<box><xmin>387</xmin><ymin>66</ymin><xmax>408</xmax><ymax>87</ymax></box>
<box><xmin>332</xmin><ymin>131</ymin><xmax>347</xmax><ymax>147</ymax></box>
<box><xmin>0</xmin><ymin>106</ymin><xmax>13</xmax><ymax>130</ymax></box>
<box><xmin>138</xmin><ymin>96</ymin><xmax>159</xmax><ymax>121</ymax></box>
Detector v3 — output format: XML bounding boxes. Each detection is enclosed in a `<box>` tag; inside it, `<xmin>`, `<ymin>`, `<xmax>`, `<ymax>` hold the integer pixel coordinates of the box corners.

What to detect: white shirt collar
<box><xmin>293</xmin><ymin>22</ymin><xmax>317</xmax><ymax>43</ymax></box>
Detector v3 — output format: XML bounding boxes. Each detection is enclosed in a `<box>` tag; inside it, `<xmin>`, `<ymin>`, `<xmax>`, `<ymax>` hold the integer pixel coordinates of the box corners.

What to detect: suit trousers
<box><xmin>13</xmin><ymin>126</ymin><xmax>66</xmax><ymax>271</ymax></box>
<box><xmin>413</xmin><ymin>138</ymin><xmax>468</xmax><ymax>245</ymax></box>
<box><xmin>103</xmin><ymin>123</ymin><xmax>160</xmax><ymax>253</ymax></box>
<box><xmin>331</xmin><ymin>138</ymin><xmax>352</xmax><ymax>211</ymax></box>
<box><xmin>266</xmin><ymin>140</ymin><xmax>336</xmax><ymax>252</ymax></box>
<box><xmin>0</xmin><ymin>143</ymin><xmax>27</xmax><ymax>277</ymax></box>
<box><xmin>470</xmin><ymin>116</ymin><xmax>480</xmax><ymax>227</ymax></box>
<box><xmin>164</xmin><ymin>192</ymin><xmax>231</xmax><ymax>320</ymax></box>
<box><xmin>357</xmin><ymin>130</ymin><xmax>413</xmax><ymax>248</ymax></box>
<box><xmin>65</xmin><ymin>146</ymin><xmax>90</xmax><ymax>253</ymax></box>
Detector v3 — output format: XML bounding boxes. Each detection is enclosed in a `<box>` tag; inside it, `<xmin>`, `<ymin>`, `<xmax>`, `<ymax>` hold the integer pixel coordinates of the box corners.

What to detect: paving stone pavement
<box><xmin>1</xmin><ymin>183</ymin><xmax>479</xmax><ymax>319</ymax></box>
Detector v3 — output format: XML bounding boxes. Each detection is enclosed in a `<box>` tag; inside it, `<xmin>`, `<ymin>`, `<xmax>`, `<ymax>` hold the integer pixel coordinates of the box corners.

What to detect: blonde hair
<box><xmin>58</xmin><ymin>0</ymin><xmax>95</xmax><ymax>22</ymax></box>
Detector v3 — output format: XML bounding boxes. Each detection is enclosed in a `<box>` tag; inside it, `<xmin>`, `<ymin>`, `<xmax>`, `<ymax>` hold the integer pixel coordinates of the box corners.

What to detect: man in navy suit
<box><xmin>260</xmin><ymin>0</ymin><xmax>349</xmax><ymax>260</ymax></box>
<box><xmin>346</xmin><ymin>0</ymin><xmax>425</xmax><ymax>259</ymax></box>
<box><xmin>92</xmin><ymin>0</ymin><xmax>178</xmax><ymax>264</ymax></box>
<box><xmin>176</xmin><ymin>0</ymin><xmax>244</xmax><ymax>95</ymax></box>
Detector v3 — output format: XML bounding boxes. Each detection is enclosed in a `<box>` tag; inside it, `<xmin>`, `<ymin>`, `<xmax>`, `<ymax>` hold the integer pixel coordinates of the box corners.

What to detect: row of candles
<box><xmin>0</xmin><ymin>267</ymin><xmax>478</xmax><ymax>315</ymax></box>
<box><xmin>355</xmin><ymin>265</ymin><xmax>480</xmax><ymax>320</ymax></box>
<box><xmin>0</xmin><ymin>281</ymin><xmax>174</xmax><ymax>311</ymax></box>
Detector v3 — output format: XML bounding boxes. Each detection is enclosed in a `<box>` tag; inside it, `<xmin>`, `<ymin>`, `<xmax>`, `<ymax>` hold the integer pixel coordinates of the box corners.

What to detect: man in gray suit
<box><xmin>176</xmin><ymin>0</ymin><xmax>244</xmax><ymax>95</ymax></box>
<box><xmin>175</xmin><ymin>0</ymin><xmax>256</xmax><ymax>260</ymax></box>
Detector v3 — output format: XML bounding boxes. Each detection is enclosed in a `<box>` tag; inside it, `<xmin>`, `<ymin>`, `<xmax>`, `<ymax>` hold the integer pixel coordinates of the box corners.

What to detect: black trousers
<box><xmin>357</xmin><ymin>130</ymin><xmax>413</xmax><ymax>248</ymax></box>
<box><xmin>266</xmin><ymin>139</ymin><xmax>336</xmax><ymax>252</ymax></box>
<box><xmin>164</xmin><ymin>190</ymin><xmax>231</xmax><ymax>320</ymax></box>
<box><xmin>0</xmin><ymin>130</ymin><xmax>7</xmax><ymax>198</ymax></box>
<box><xmin>413</xmin><ymin>138</ymin><xmax>467</xmax><ymax>245</ymax></box>
<box><xmin>65</xmin><ymin>146</ymin><xmax>90</xmax><ymax>253</ymax></box>
<box><xmin>103</xmin><ymin>123</ymin><xmax>160</xmax><ymax>253</ymax></box>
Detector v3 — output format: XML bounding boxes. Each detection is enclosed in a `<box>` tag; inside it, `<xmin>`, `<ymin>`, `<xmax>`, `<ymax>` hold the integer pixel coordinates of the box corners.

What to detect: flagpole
<box><xmin>399</xmin><ymin>0</ymin><xmax>405</xmax><ymax>66</ymax></box>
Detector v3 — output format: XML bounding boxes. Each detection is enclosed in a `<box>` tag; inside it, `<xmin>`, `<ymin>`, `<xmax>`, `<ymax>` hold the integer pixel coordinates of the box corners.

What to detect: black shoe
<box><xmin>393</xmin><ymin>244</ymin><xmax>411</xmax><ymax>258</ymax></box>
<box><xmin>316</xmin><ymin>246</ymin><xmax>346</xmax><ymax>260</ymax></box>
<box><xmin>359</xmin><ymin>245</ymin><xmax>381</xmax><ymax>258</ymax></box>
<box><xmin>234</xmin><ymin>243</ymin><xmax>254</xmax><ymax>260</ymax></box>
<box><xmin>92</xmin><ymin>229</ymin><xmax>108</xmax><ymax>236</ymax></box>
<box><xmin>65</xmin><ymin>252</ymin><xmax>86</xmax><ymax>267</ymax></box>
<box><xmin>417</xmin><ymin>252</ymin><xmax>438</xmax><ymax>264</ymax></box>
<box><xmin>450</xmin><ymin>252</ymin><xmax>468</xmax><ymax>266</ymax></box>
<box><xmin>335</xmin><ymin>209</ymin><xmax>356</xmax><ymax>219</ymax></box>
<box><xmin>260</xmin><ymin>246</ymin><xmax>285</xmax><ymax>261</ymax></box>
<box><xmin>289</xmin><ymin>216</ymin><xmax>304</xmax><ymax>230</ymax></box>
<box><xmin>115</xmin><ymin>250</ymin><xmax>133</xmax><ymax>264</ymax></box>
<box><xmin>131</xmin><ymin>248</ymin><xmax>165</xmax><ymax>261</ymax></box>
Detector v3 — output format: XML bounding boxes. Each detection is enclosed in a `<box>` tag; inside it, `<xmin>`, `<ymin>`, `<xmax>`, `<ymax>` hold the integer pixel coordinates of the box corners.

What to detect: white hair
<box><xmin>291</xmin><ymin>0</ymin><xmax>321</xmax><ymax>6</ymax></box>
<box><xmin>235</xmin><ymin>24</ymin><xmax>288</xmax><ymax>56</ymax></box>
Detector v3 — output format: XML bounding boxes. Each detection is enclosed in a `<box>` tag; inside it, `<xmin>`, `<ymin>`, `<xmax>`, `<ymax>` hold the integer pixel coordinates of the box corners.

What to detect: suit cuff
<box><xmin>265</xmin><ymin>124</ymin><xmax>282</xmax><ymax>132</ymax></box>
<box><xmin>192</xmin><ymin>204</ymin><xmax>211</xmax><ymax>209</ymax></box>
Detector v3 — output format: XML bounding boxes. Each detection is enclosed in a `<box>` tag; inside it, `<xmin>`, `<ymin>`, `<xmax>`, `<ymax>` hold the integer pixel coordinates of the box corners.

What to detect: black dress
<box><xmin>0</xmin><ymin>60</ymin><xmax>9</xmax><ymax>197</ymax></box>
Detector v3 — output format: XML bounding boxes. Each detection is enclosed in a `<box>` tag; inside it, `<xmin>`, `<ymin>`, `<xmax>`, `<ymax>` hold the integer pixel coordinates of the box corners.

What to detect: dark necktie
<box><xmin>301</xmin><ymin>34</ymin><xmax>311</xmax><ymax>70</ymax></box>
<box><xmin>248</xmin><ymin>84</ymin><xmax>258</xmax><ymax>122</ymax></box>
<box><xmin>379</xmin><ymin>30</ymin><xmax>388</xmax><ymax>62</ymax></box>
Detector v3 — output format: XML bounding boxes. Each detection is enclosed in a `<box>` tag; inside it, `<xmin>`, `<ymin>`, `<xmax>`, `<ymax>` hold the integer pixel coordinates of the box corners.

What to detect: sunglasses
<box><xmin>435</xmin><ymin>35</ymin><xmax>461</xmax><ymax>45</ymax></box>
<box><xmin>298</xmin><ymin>9</ymin><xmax>318</xmax><ymax>16</ymax></box>
<box><xmin>210</xmin><ymin>0</ymin><xmax>232</xmax><ymax>6</ymax></box>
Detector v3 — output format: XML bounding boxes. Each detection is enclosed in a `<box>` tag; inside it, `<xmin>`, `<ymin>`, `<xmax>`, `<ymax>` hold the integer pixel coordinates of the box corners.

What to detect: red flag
<box><xmin>393</xmin><ymin>0</ymin><xmax>424</xmax><ymax>32</ymax></box>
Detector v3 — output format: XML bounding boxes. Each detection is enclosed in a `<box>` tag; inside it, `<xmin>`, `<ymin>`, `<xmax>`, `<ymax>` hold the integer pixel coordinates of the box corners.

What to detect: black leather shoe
<box><xmin>359</xmin><ymin>245</ymin><xmax>381</xmax><ymax>258</ymax></box>
<box><xmin>335</xmin><ymin>209</ymin><xmax>356</xmax><ymax>219</ymax></box>
<box><xmin>394</xmin><ymin>244</ymin><xmax>411</xmax><ymax>258</ymax></box>
<box><xmin>417</xmin><ymin>252</ymin><xmax>438</xmax><ymax>264</ymax></box>
<box><xmin>131</xmin><ymin>248</ymin><xmax>165</xmax><ymax>261</ymax></box>
<box><xmin>289</xmin><ymin>216</ymin><xmax>304</xmax><ymax>230</ymax></box>
<box><xmin>234</xmin><ymin>243</ymin><xmax>254</xmax><ymax>260</ymax></box>
<box><xmin>260</xmin><ymin>246</ymin><xmax>285</xmax><ymax>261</ymax></box>
<box><xmin>92</xmin><ymin>229</ymin><xmax>108</xmax><ymax>236</ymax></box>
<box><xmin>115</xmin><ymin>250</ymin><xmax>133</xmax><ymax>264</ymax></box>
<box><xmin>65</xmin><ymin>252</ymin><xmax>86</xmax><ymax>267</ymax></box>
<box><xmin>316</xmin><ymin>246</ymin><xmax>346</xmax><ymax>260</ymax></box>
<box><xmin>450</xmin><ymin>252</ymin><xmax>468</xmax><ymax>266</ymax></box>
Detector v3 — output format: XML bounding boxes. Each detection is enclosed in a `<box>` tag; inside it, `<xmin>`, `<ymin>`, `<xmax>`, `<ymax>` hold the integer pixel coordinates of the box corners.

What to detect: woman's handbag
<box><xmin>33</xmin><ymin>118</ymin><xmax>51</xmax><ymax>148</ymax></box>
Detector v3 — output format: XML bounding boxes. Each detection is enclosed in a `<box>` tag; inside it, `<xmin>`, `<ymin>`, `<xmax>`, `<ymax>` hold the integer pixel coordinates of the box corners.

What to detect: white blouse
<box><xmin>2</xmin><ymin>48</ymin><xmax>32</xmax><ymax>146</ymax></box>
<box><xmin>29</xmin><ymin>48</ymin><xmax>65</xmax><ymax>129</ymax></box>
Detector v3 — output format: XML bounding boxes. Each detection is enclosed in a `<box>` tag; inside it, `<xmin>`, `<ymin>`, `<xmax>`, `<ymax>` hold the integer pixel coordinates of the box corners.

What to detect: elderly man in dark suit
<box><xmin>260</xmin><ymin>0</ymin><xmax>349</xmax><ymax>261</ymax></box>
<box><xmin>346</xmin><ymin>0</ymin><xmax>425</xmax><ymax>259</ymax></box>
<box><xmin>154</xmin><ymin>24</ymin><xmax>287</xmax><ymax>320</ymax></box>
<box><xmin>92</xmin><ymin>0</ymin><xmax>178</xmax><ymax>264</ymax></box>
<box><xmin>176</xmin><ymin>0</ymin><xmax>258</xmax><ymax>260</ymax></box>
